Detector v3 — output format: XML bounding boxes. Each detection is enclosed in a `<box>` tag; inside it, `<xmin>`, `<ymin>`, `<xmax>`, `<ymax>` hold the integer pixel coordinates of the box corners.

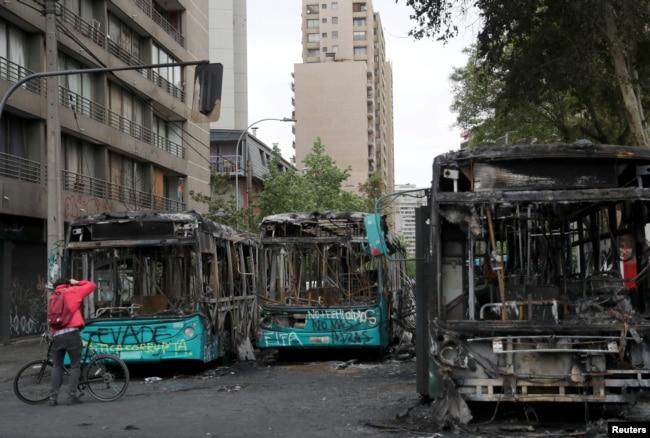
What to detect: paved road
<box><xmin>0</xmin><ymin>337</ymin><xmax>424</xmax><ymax>437</ymax></box>
<box><xmin>3</xmin><ymin>337</ymin><xmax>642</xmax><ymax>438</ymax></box>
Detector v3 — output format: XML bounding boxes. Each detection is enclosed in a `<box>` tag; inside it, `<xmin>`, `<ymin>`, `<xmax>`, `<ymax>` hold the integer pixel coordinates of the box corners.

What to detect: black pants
<box><xmin>49</xmin><ymin>330</ymin><xmax>83</xmax><ymax>401</ymax></box>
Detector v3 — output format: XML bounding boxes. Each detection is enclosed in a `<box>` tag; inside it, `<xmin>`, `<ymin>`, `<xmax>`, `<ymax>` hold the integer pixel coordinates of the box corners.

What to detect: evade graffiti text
<box><xmin>88</xmin><ymin>326</ymin><xmax>194</xmax><ymax>357</ymax></box>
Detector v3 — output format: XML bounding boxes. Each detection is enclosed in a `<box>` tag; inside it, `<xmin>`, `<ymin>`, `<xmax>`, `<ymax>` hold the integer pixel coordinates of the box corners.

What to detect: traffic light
<box><xmin>191</xmin><ymin>63</ymin><xmax>223</xmax><ymax>122</ymax></box>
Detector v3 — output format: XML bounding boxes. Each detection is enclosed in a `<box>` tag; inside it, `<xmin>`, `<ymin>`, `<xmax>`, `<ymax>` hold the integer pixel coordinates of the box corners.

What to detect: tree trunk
<box><xmin>602</xmin><ymin>0</ymin><xmax>648</xmax><ymax>146</ymax></box>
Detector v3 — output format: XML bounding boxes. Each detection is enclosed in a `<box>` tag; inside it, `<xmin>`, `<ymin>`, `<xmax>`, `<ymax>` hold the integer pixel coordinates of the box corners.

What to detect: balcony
<box><xmin>0</xmin><ymin>59</ymin><xmax>43</xmax><ymax>94</ymax></box>
<box><xmin>59</xmin><ymin>87</ymin><xmax>185</xmax><ymax>159</ymax></box>
<box><xmin>0</xmin><ymin>152</ymin><xmax>42</xmax><ymax>184</ymax></box>
<box><xmin>57</xmin><ymin>4</ymin><xmax>185</xmax><ymax>102</ymax></box>
<box><xmin>63</xmin><ymin>170</ymin><xmax>185</xmax><ymax>212</ymax></box>
<box><xmin>211</xmin><ymin>155</ymin><xmax>242</xmax><ymax>175</ymax></box>
<box><xmin>133</xmin><ymin>0</ymin><xmax>185</xmax><ymax>47</ymax></box>
<box><xmin>0</xmin><ymin>156</ymin><xmax>184</xmax><ymax>212</ymax></box>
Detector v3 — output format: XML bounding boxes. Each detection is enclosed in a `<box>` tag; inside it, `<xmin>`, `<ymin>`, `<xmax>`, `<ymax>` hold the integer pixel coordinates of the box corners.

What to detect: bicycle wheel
<box><xmin>83</xmin><ymin>354</ymin><xmax>130</xmax><ymax>402</ymax></box>
<box><xmin>13</xmin><ymin>359</ymin><xmax>53</xmax><ymax>405</ymax></box>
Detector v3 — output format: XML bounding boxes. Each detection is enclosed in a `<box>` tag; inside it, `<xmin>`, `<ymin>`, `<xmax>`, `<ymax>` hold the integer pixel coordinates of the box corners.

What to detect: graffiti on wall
<box><xmin>10</xmin><ymin>275</ymin><xmax>47</xmax><ymax>336</ymax></box>
<box><xmin>64</xmin><ymin>195</ymin><xmax>111</xmax><ymax>220</ymax></box>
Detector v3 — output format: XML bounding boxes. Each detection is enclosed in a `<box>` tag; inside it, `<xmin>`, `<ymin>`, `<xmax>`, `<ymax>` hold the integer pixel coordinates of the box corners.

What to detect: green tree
<box><xmin>450</xmin><ymin>45</ymin><xmax>576</xmax><ymax>145</ymax></box>
<box><xmin>402</xmin><ymin>0</ymin><xmax>650</xmax><ymax>146</ymax></box>
<box><xmin>255</xmin><ymin>139</ymin><xmax>366</xmax><ymax>221</ymax></box>
<box><xmin>358</xmin><ymin>170</ymin><xmax>386</xmax><ymax>212</ymax></box>
<box><xmin>189</xmin><ymin>172</ymin><xmax>249</xmax><ymax>229</ymax></box>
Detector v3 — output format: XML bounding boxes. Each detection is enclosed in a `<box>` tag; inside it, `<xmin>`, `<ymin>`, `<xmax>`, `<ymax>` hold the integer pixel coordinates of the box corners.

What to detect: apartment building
<box><xmin>0</xmin><ymin>0</ymin><xmax>210</xmax><ymax>342</ymax></box>
<box><xmin>394</xmin><ymin>183</ymin><xmax>427</xmax><ymax>254</ymax></box>
<box><xmin>293</xmin><ymin>0</ymin><xmax>394</xmax><ymax>194</ymax></box>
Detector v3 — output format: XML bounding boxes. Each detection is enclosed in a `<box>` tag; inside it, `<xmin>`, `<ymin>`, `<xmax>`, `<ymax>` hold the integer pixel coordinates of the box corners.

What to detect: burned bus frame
<box><xmin>62</xmin><ymin>210</ymin><xmax>258</xmax><ymax>363</ymax></box>
<box><xmin>415</xmin><ymin>143</ymin><xmax>650</xmax><ymax>422</ymax></box>
<box><xmin>256</xmin><ymin>211</ymin><xmax>415</xmax><ymax>352</ymax></box>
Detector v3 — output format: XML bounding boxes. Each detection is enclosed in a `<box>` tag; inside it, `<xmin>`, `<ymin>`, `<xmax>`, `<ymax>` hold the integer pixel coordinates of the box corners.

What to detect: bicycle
<box><xmin>13</xmin><ymin>330</ymin><xmax>130</xmax><ymax>404</ymax></box>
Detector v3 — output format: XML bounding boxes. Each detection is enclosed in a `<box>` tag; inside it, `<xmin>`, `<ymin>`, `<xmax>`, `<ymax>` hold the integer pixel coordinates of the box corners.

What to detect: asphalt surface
<box><xmin>0</xmin><ymin>336</ymin><xmax>429</xmax><ymax>437</ymax></box>
<box><xmin>0</xmin><ymin>335</ymin><xmax>47</xmax><ymax>384</ymax></box>
<box><xmin>2</xmin><ymin>336</ymin><xmax>644</xmax><ymax>438</ymax></box>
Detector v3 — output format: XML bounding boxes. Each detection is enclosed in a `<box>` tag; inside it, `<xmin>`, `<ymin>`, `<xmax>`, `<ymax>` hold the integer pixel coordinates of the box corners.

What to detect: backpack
<box><xmin>48</xmin><ymin>289</ymin><xmax>74</xmax><ymax>329</ymax></box>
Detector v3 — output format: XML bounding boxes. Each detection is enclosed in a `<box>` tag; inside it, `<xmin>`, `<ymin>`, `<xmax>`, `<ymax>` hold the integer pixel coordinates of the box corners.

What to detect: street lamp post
<box><xmin>235</xmin><ymin>117</ymin><xmax>296</xmax><ymax>210</ymax></box>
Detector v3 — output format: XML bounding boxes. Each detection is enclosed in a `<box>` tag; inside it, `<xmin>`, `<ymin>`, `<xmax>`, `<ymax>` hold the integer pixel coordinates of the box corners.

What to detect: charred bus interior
<box><xmin>257</xmin><ymin>211</ymin><xmax>415</xmax><ymax>352</ymax></box>
<box><xmin>416</xmin><ymin>144</ymin><xmax>650</xmax><ymax>423</ymax></box>
<box><xmin>62</xmin><ymin>211</ymin><xmax>258</xmax><ymax>363</ymax></box>
<box><xmin>259</xmin><ymin>212</ymin><xmax>382</xmax><ymax>308</ymax></box>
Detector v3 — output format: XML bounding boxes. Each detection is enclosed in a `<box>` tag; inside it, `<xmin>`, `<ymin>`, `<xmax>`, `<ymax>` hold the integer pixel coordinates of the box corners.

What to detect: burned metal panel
<box><xmin>435</xmin><ymin>142</ymin><xmax>650</xmax><ymax>195</ymax></box>
<box><xmin>473</xmin><ymin>160</ymin><xmax>616</xmax><ymax>191</ymax></box>
<box><xmin>69</xmin><ymin>210</ymin><xmax>242</xmax><ymax>243</ymax></box>
<box><xmin>260</xmin><ymin>211</ymin><xmax>367</xmax><ymax>238</ymax></box>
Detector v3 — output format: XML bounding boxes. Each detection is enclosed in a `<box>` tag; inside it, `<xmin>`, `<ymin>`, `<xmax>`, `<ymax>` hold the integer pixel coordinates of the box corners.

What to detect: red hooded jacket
<box><xmin>51</xmin><ymin>280</ymin><xmax>97</xmax><ymax>335</ymax></box>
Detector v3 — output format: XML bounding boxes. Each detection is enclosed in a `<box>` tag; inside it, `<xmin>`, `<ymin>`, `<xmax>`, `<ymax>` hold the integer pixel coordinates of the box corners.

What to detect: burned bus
<box><xmin>61</xmin><ymin>211</ymin><xmax>258</xmax><ymax>364</ymax></box>
<box><xmin>415</xmin><ymin>143</ymin><xmax>650</xmax><ymax>422</ymax></box>
<box><xmin>256</xmin><ymin>211</ymin><xmax>415</xmax><ymax>354</ymax></box>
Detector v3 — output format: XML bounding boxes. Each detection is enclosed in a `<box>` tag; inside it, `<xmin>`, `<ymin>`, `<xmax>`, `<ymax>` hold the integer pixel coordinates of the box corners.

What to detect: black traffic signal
<box><xmin>191</xmin><ymin>63</ymin><xmax>223</xmax><ymax>122</ymax></box>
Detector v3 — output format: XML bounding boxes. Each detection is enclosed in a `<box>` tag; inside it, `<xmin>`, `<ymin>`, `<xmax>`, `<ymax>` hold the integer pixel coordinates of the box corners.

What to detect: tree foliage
<box><xmin>358</xmin><ymin>170</ymin><xmax>387</xmax><ymax>212</ymax></box>
<box><xmin>191</xmin><ymin>140</ymin><xmax>382</xmax><ymax>231</ymax></box>
<box><xmin>189</xmin><ymin>172</ymin><xmax>249</xmax><ymax>229</ymax></box>
<box><xmin>255</xmin><ymin>139</ymin><xmax>368</xmax><ymax>222</ymax></box>
<box><xmin>402</xmin><ymin>0</ymin><xmax>650</xmax><ymax>146</ymax></box>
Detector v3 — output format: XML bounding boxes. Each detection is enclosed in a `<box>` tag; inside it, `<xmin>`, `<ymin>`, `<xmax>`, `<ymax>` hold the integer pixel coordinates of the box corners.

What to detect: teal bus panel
<box><xmin>257</xmin><ymin>305</ymin><xmax>388</xmax><ymax>349</ymax></box>
<box><xmin>79</xmin><ymin>314</ymin><xmax>218</xmax><ymax>363</ymax></box>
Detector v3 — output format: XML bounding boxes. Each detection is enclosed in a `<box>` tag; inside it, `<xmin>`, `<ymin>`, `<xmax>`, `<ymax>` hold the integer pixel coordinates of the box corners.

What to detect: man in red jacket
<box><xmin>48</xmin><ymin>278</ymin><xmax>97</xmax><ymax>406</ymax></box>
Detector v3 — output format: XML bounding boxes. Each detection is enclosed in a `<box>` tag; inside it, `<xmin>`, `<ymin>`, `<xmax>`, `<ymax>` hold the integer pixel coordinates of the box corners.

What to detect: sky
<box><xmin>246</xmin><ymin>0</ymin><xmax>475</xmax><ymax>189</ymax></box>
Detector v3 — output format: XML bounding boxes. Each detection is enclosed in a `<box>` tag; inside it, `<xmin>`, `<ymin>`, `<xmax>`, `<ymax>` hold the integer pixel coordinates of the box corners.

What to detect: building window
<box><xmin>332</xmin><ymin>31</ymin><xmax>338</xmax><ymax>39</ymax></box>
<box><xmin>308</xmin><ymin>33</ymin><xmax>320</xmax><ymax>43</ymax></box>
<box><xmin>108</xmin><ymin>13</ymin><xmax>142</xmax><ymax>61</ymax></box>
<box><xmin>353</xmin><ymin>18</ymin><xmax>366</xmax><ymax>26</ymax></box>
<box><xmin>153</xmin><ymin>115</ymin><xmax>183</xmax><ymax>158</ymax></box>
<box><xmin>332</xmin><ymin>16</ymin><xmax>338</xmax><ymax>24</ymax></box>
<box><xmin>322</xmin><ymin>3</ymin><xmax>327</xmax><ymax>9</ymax></box>
<box><xmin>63</xmin><ymin>134</ymin><xmax>99</xmax><ymax>181</ymax></box>
<box><xmin>322</xmin><ymin>18</ymin><xmax>327</xmax><ymax>24</ymax></box>
<box><xmin>0</xmin><ymin>19</ymin><xmax>28</xmax><ymax>76</ymax></box>
<box><xmin>332</xmin><ymin>45</ymin><xmax>339</xmax><ymax>53</ymax></box>
<box><xmin>322</xmin><ymin>32</ymin><xmax>328</xmax><ymax>38</ymax></box>
<box><xmin>353</xmin><ymin>31</ymin><xmax>366</xmax><ymax>40</ymax></box>
<box><xmin>307</xmin><ymin>19</ymin><xmax>319</xmax><ymax>28</ymax></box>
<box><xmin>353</xmin><ymin>3</ymin><xmax>367</xmax><ymax>12</ymax></box>
<box><xmin>152</xmin><ymin>43</ymin><xmax>183</xmax><ymax>90</ymax></box>
<box><xmin>308</xmin><ymin>49</ymin><xmax>320</xmax><ymax>57</ymax></box>
<box><xmin>354</xmin><ymin>47</ymin><xmax>367</xmax><ymax>55</ymax></box>
<box><xmin>152</xmin><ymin>2</ymin><xmax>182</xmax><ymax>36</ymax></box>
<box><xmin>0</xmin><ymin>113</ymin><xmax>26</xmax><ymax>158</ymax></box>
<box><xmin>306</xmin><ymin>4</ymin><xmax>319</xmax><ymax>14</ymax></box>
<box><xmin>108</xmin><ymin>84</ymin><xmax>145</xmax><ymax>137</ymax></box>
<box><xmin>332</xmin><ymin>2</ymin><xmax>338</xmax><ymax>9</ymax></box>
<box><xmin>322</xmin><ymin>46</ymin><xmax>327</xmax><ymax>52</ymax></box>
<box><xmin>59</xmin><ymin>54</ymin><xmax>95</xmax><ymax>117</ymax></box>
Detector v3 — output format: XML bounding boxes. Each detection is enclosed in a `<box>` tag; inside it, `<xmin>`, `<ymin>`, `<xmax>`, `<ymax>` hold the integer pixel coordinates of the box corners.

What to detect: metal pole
<box><xmin>45</xmin><ymin>0</ymin><xmax>62</xmax><ymax>287</ymax></box>
<box><xmin>235</xmin><ymin>117</ymin><xmax>295</xmax><ymax>210</ymax></box>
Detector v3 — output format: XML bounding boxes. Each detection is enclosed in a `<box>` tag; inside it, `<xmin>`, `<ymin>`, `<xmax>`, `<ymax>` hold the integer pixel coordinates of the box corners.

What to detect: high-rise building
<box><xmin>293</xmin><ymin>1</ymin><xmax>394</xmax><ymax>194</ymax></box>
<box><xmin>394</xmin><ymin>183</ymin><xmax>427</xmax><ymax>254</ymax></box>
<box><xmin>208</xmin><ymin>1</ymin><xmax>248</xmax><ymax>131</ymax></box>
<box><xmin>1</xmin><ymin>0</ymin><xmax>210</xmax><ymax>342</ymax></box>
